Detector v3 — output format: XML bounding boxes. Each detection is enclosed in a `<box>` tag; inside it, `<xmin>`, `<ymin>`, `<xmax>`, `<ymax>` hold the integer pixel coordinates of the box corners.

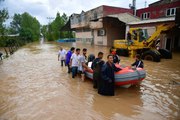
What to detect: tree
<box><xmin>10</xmin><ymin>14</ymin><xmax>22</xmax><ymax>34</ymax></box>
<box><xmin>10</xmin><ymin>12</ymin><xmax>40</xmax><ymax>42</ymax></box>
<box><xmin>0</xmin><ymin>0</ymin><xmax>8</xmax><ymax>36</ymax></box>
<box><xmin>62</xmin><ymin>13</ymin><xmax>68</xmax><ymax>24</ymax></box>
<box><xmin>51</xmin><ymin>12</ymin><xmax>64</xmax><ymax>40</ymax></box>
<box><xmin>41</xmin><ymin>25</ymin><xmax>48</xmax><ymax>38</ymax></box>
<box><xmin>21</xmin><ymin>12</ymin><xmax>40</xmax><ymax>41</ymax></box>
<box><xmin>44</xmin><ymin>12</ymin><xmax>74</xmax><ymax>41</ymax></box>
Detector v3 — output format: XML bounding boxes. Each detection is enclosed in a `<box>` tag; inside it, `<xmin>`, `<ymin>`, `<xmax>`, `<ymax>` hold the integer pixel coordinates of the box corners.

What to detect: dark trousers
<box><xmin>71</xmin><ymin>66</ymin><xmax>78</xmax><ymax>78</ymax></box>
<box><xmin>67</xmin><ymin>64</ymin><xmax>71</xmax><ymax>73</ymax></box>
<box><xmin>93</xmin><ymin>72</ymin><xmax>100</xmax><ymax>89</ymax></box>
<box><xmin>0</xmin><ymin>52</ymin><xmax>2</xmax><ymax>60</ymax></box>
<box><xmin>61</xmin><ymin>60</ymin><xmax>66</xmax><ymax>66</ymax></box>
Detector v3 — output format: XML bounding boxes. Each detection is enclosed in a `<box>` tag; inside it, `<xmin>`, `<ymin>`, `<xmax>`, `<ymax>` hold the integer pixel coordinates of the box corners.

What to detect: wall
<box><xmin>149</xmin><ymin>0</ymin><xmax>180</xmax><ymax>7</ymax></box>
<box><xmin>136</xmin><ymin>1</ymin><xmax>180</xmax><ymax>19</ymax></box>
<box><xmin>70</xmin><ymin>6</ymin><xmax>103</xmax><ymax>29</ymax></box>
<box><xmin>103</xmin><ymin>5</ymin><xmax>133</xmax><ymax>16</ymax></box>
<box><xmin>103</xmin><ymin>17</ymin><xmax>126</xmax><ymax>47</ymax></box>
<box><xmin>93</xmin><ymin>30</ymin><xmax>107</xmax><ymax>46</ymax></box>
<box><xmin>75</xmin><ymin>30</ymin><xmax>93</xmax><ymax>44</ymax></box>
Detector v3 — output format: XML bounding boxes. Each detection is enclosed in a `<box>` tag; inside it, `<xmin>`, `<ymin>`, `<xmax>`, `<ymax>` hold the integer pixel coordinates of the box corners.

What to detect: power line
<box><xmin>46</xmin><ymin>17</ymin><xmax>55</xmax><ymax>24</ymax></box>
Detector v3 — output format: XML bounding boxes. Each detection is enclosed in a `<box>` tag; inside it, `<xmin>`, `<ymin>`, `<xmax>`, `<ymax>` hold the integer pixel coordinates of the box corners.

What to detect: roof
<box><xmin>61</xmin><ymin>20</ymin><xmax>72</xmax><ymax>31</ymax></box>
<box><xmin>108</xmin><ymin>13</ymin><xmax>140</xmax><ymax>24</ymax></box>
<box><xmin>128</xmin><ymin>17</ymin><xmax>175</xmax><ymax>25</ymax></box>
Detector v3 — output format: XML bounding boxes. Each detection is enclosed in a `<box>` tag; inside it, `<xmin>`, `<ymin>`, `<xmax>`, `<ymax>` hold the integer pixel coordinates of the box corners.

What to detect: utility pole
<box><xmin>145</xmin><ymin>0</ymin><xmax>147</xmax><ymax>8</ymax></box>
<box><xmin>46</xmin><ymin>17</ymin><xmax>54</xmax><ymax>32</ymax></box>
<box><xmin>129</xmin><ymin>0</ymin><xmax>136</xmax><ymax>16</ymax></box>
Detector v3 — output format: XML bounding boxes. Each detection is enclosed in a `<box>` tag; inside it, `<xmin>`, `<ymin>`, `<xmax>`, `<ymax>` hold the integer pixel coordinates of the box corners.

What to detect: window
<box><xmin>141</xmin><ymin>12</ymin><xmax>150</xmax><ymax>20</ymax></box>
<box><xmin>166</xmin><ymin>8</ymin><xmax>176</xmax><ymax>16</ymax></box>
<box><xmin>94</xmin><ymin>12</ymin><xmax>97</xmax><ymax>19</ymax></box>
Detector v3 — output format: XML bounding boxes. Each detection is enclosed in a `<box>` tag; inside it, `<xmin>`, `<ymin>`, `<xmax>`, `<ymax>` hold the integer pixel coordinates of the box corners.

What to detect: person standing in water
<box><xmin>91</xmin><ymin>52</ymin><xmax>104</xmax><ymax>89</ymax></box>
<box><xmin>70</xmin><ymin>48</ymin><xmax>80</xmax><ymax>78</ymax></box>
<box><xmin>98</xmin><ymin>55</ymin><xmax>121</xmax><ymax>96</ymax></box>
<box><xmin>58</xmin><ymin>47</ymin><xmax>67</xmax><ymax>67</ymax></box>
<box><xmin>66</xmin><ymin>47</ymin><xmax>75</xmax><ymax>73</ymax></box>
<box><xmin>78</xmin><ymin>48</ymin><xmax>89</xmax><ymax>81</ymax></box>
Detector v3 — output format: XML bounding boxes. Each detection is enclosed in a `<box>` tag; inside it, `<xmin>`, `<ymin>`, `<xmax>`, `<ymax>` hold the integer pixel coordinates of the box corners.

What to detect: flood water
<box><xmin>0</xmin><ymin>41</ymin><xmax>180</xmax><ymax>120</ymax></box>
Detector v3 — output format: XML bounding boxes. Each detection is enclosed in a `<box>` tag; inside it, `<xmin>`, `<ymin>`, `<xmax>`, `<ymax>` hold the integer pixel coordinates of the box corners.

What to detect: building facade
<box><xmin>70</xmin><ymin>5</ymin><xmax>134</xmax><ymax>46</ymax></box>
<box><xmin>136</xmin><ymin>0</ymin><xmax>180</xmax><ymax>20</ymax></box>
<box><xmin>134</xmin><ymin>0</ymin><xmax>180</xmax><ymax>51</ymax></box>
<box><xmin>69</xmin><ymin>0</ymin><xmax>180</xmax><ymax>51</ymax></box>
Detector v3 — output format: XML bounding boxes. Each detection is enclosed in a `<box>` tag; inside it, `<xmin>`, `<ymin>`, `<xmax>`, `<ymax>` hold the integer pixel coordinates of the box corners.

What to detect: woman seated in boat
<box><xmin>131</xmin><ymin>54</ymin><xmax>144</xmax><ymax>68</ymax></box>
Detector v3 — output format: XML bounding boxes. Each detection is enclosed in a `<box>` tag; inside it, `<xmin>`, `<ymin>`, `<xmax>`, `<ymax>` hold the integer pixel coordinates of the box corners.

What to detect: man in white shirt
<box><xmin>78</xmin><ymin>48</ymin><xmax>89</xmax><ymax>81</ymax></box>
<box><xmin>58</xmin><ymin>47</ymin><xmax>67</xmax><ymax>67</ymax></box>
<box><xmin>70</xmin><ymin>48</ymin><xmax>80</xmax><ymax>78</ymax></box>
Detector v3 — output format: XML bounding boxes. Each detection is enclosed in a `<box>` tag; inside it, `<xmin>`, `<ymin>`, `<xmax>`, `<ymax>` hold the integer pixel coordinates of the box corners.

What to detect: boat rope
<box><xmin>135</xmin><ymin>69</ymin><xmax>141</xmax><ymax>81</ymax></box>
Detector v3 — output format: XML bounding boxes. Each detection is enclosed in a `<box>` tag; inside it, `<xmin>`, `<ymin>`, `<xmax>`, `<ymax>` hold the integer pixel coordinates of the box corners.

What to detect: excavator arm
<box><xmin>145</xmin><ymin>23</ymin><xmax>174</xmax><ymax>47</ymax></box>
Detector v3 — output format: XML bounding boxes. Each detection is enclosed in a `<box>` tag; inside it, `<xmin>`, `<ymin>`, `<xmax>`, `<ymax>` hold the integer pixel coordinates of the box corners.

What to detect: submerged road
<box><xmin>0</xmin><ymin>41</ymin><xmax>180</xmax><ymax>120</ymax></box>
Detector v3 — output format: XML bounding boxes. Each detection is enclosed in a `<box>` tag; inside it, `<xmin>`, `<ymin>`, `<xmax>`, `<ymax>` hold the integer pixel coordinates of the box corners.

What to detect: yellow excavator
<box><xmin>110</xmin><ymin>23</ymin><xmax>174</xmax><ymax>62</ymax></box>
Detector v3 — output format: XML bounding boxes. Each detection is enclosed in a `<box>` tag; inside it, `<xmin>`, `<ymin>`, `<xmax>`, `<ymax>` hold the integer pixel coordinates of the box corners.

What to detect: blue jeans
<box><xmin>71</xmin><ymin>66</ymin><xmax>78</xmax><ymax>78</ymax></box>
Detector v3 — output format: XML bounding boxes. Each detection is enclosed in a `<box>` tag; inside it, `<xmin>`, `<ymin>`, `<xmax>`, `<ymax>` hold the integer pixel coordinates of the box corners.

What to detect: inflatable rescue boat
<box><xmin>85</xmin><ymin>63</ymin><xmax>146</xmax><ymax>88</ymax></box>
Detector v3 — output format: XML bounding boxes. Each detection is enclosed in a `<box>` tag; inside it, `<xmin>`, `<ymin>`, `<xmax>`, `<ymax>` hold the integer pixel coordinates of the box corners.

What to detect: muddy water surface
<box><xmin>0</xmin><ymin>41</ymin><xmax>180</xmax><ymax>120</ymax></box>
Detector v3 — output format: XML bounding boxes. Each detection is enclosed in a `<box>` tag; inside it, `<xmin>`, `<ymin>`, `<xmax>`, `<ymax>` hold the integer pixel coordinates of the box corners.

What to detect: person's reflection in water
<box><xmin>92</xmin><ymin>86</ymin><xmax>143</xmax><ymax>119</ymax></box>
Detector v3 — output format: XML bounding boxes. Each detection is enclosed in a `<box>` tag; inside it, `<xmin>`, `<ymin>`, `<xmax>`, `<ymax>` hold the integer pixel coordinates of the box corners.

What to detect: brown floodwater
<box><xmin>0</xmin><ymin>41</ymin><xmax>180</xmax><ymax>120</ymax></box>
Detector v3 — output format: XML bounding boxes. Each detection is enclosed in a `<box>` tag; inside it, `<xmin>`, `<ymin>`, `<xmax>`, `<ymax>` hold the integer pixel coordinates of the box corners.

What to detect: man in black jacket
<box><xmin>98</xmin><ymin>55</ymin><xmax>121</xmax><ymax>96</ymax></box>
<box><xmin>91</xmin><ymin>52</ymin><xmax>104</xmax><ymax>89</ymax></box>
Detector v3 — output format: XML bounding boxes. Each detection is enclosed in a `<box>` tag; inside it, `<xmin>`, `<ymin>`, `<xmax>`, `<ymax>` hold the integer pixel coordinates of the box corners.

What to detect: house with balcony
<box><xmin>70</xmin><ymin>5</ymin><xmax>140</xmax><ymax>46</ymax></box>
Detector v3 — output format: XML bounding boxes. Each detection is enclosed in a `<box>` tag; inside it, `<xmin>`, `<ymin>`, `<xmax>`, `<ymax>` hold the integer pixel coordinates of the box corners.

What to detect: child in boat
<box><xmin>131</xmin><ymin>54</ymin><xmax>144</xmax><ymax>68</ymax></box>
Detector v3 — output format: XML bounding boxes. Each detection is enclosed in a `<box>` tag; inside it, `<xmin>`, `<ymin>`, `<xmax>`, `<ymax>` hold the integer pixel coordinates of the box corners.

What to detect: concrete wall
<box><xmin>106</xmin><ymin>26</ymin><xmax>125</xmax><ymax>47</ymax></box>
<box><xmin>103</xmin><ymin>5</ymin><xmax>133</xmax><ymax>16</ymax></box>
<box><xmin>89</xmin><ymin>20</ymin><xmax>103</xmax><ymax>29</ymax></box>
<box><xmin>75</xmin><ymin>31</ymin><xmax>93</xmax><ymax>44</ymax></box>
<box><xmin>104</xmin><ymin>17</ymin><xmax>126</xmax><ymax>47</ymax></box>
<box><xmin>76</xmin><ymin>31</ymin><xmax>92</xmax><ymax>38</ymax></box>
<box><xmin>93</xmin><ymin>30</ymin><xmax>107</xmax><ymax>46</ymax></box>
<box><xmin>70</xmin><ymin>6</ymin><xmax>103</xmax><ymax>29</ymax></box>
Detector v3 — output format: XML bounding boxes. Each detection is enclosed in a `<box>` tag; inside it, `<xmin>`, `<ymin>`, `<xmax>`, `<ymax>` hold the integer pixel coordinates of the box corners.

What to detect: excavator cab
<box><xmin>139</xmin><ymin>29</ymin><xmax>149</xmax><ymax>42</ymax></box>
<box><xmin>129</xmin><ymin>28</ymin><xmax>149</xmax><ymax>46</ymax></box>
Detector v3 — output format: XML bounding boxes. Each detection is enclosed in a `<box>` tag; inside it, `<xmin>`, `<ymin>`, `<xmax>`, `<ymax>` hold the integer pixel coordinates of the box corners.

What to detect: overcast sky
<box><xmin>1</xmin><ymin>0</ymin><xmax>159</xmax><ymax>25</ymax></box>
